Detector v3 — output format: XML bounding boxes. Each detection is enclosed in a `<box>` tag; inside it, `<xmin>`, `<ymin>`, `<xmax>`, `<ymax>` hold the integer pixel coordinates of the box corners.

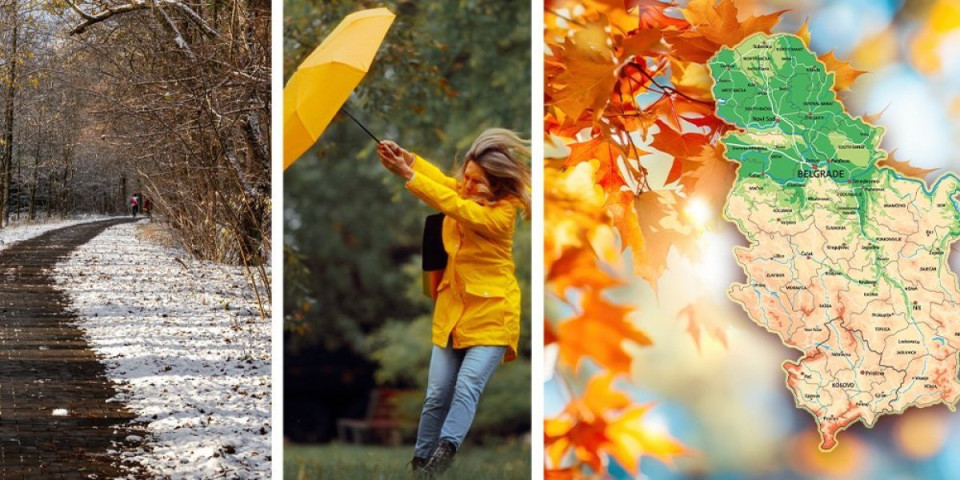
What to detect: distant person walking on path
<box><xmin>377</xmin><ymin>129</ymin><xmax>530</xmax><ymax>476</ymax></box>
<box><xmin>129</xmin><ymin>194</ymin><xmax>139</xmax><ymax>217</ymax></box>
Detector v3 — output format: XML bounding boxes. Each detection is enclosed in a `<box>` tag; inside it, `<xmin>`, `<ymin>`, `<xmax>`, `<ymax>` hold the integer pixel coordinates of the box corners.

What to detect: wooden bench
<box><xmin>336</xmin><ymin>388</ymin><xmax>404</xmax><ymax>445</ymax></box>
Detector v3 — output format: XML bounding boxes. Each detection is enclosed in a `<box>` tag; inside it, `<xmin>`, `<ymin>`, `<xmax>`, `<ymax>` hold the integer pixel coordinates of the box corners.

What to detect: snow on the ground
<box><xmin>53</xmin><ymin>221</ymin><xmax>271</xmax><ymax>479</ymax></box>
<box><xmin>0</xmin><ymin>214</ymin><xmax>112</xmax><ymax>252</ymax></box>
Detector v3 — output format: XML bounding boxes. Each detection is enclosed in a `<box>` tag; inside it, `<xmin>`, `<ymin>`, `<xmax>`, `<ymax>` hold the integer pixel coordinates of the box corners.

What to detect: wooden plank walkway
<box><xmin>0</xmin><ymin>219</ymin><xmax>146</xmax><ymax>478</ymax></box>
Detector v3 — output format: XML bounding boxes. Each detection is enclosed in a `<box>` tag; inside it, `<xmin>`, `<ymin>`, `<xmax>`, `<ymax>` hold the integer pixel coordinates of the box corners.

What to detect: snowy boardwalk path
<box><xmin>0</xmin><ymin>218</ymin><xmax>144</xmax><ymax>478</ymax></box>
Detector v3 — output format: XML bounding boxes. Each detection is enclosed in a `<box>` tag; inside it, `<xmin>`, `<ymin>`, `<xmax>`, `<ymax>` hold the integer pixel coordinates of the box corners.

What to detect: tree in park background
<box><xmin>540</xmin><ymin>0</ymin><xmax>937</xmax><ymax>476</ymax></box>
<box><xmin>283</xmin><ymin>0</ymin><xmax>532</xmax><ymax>443</ymax></box>
<box><xmin>0</xmin><ymin>1</ymin><xmax>270</xmax><ymax>306</ymax></box>
<box><xmin>0</xmin><ymin>0</ymin><xmax>90</xmax><ymax>225</ymax></box>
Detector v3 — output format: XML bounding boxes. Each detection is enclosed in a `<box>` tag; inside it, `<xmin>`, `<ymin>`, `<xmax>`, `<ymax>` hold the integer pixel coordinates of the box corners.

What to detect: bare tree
<box><xmin>58</xmin><ymin>0</ymin><xmax>272</xmax><ymax>309</ymax></box>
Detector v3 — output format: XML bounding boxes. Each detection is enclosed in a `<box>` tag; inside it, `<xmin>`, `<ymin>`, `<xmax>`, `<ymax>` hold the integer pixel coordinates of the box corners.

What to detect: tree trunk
<box><xmin>28</xmin><ymin>134</ymin><xmax>38</xmax><ymax>220</ymax></box>
<box><xmin>0</xmin><ymin>0</ymin><xmax>19</xmax><ymax>227</ymax></box>
<box><xmin>59</xmin><ymin>145</ymin><xmax>72</xmax><ymax>217</ymax></box>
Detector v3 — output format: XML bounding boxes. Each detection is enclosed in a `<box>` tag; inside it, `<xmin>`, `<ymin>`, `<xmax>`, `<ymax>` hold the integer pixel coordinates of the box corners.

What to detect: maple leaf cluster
<box><xmin>544</xmin><ymin>0</ymin><xmax>796</xmax><ymax>475</ymax></box>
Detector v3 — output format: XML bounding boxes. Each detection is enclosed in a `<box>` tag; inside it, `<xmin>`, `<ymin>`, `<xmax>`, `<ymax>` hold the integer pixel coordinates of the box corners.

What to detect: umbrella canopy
<box><xmin>283</xmin><ymin>7</ymin><xmax>395</xmax><ymax>170</ymax></box>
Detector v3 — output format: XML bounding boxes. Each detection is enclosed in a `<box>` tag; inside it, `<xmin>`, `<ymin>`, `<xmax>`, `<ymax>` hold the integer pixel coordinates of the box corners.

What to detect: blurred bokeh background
<box><xmin>283</xmin><ymin>0</ymin><xmax>531</xmax><ymax>477</ymax></box>
<box><xmin>545</xmin><ymin>0</ymin><xmax>960</xmax><ymax>478</ymax></box>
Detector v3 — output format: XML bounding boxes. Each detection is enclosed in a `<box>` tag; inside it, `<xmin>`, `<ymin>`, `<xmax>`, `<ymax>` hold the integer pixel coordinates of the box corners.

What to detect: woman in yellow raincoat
<box><xmin>377</xmin><ymin>129</ymin><xmax>530</xmax><ymax>475</ymax></box>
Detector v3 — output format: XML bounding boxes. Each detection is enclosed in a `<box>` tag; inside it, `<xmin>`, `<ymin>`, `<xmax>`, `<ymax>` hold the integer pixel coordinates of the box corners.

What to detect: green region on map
<box><xmin>709</xmin><ymin>33</ymin><xmax>883</xmax><ymax>185</ymax></box>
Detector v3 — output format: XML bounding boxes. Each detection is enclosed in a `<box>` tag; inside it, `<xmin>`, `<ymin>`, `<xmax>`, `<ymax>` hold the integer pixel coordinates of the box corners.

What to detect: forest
<box><xmin>0</xmin><ymin>1</ymin><xmax>270</xmax><ymax>289</ymax></box>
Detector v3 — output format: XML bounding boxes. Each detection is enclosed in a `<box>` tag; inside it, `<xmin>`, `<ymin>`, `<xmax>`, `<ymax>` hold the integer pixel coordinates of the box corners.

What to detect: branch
<box><xmin>63</xmin><ymin>0</ymin><xmax>95</xmax><ymax>21</ymax></box>
<box><xmin>68</xmin><ymin>1</ymin><xmax>151</xmax><ymax>35</ymax></box>
<box><xmin>624</xmin><ymin>61</ymin><xmax>714</xmax><ymax>106</ymax></box>
<box><xmin>155</xmin><ymin>4</ymin><xmax>196</xmax><ymax>60</ymax></box>
<box><xmin>173</xmin><ymin>2</ymin><xmax>219</xmax><ymax>37</ymax></box>
<box><xmin>67</xmin><ymin>0</ymin><xmax>218</xmax><ymax>37</ymax></box>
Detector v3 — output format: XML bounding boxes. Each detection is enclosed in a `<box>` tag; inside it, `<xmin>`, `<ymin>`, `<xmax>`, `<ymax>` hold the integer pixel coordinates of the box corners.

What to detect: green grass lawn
<box><xmin>285</xmin><ymin>440</ymin><xmax>531</xmax><ymax>479</ymax></box>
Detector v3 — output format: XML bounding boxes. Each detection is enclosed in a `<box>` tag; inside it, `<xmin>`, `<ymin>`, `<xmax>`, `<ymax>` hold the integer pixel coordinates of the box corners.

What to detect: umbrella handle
<box><xmin>340</xmin><ymin>107</ymin><xmax>380</xmax><ymax>143</ymax></box>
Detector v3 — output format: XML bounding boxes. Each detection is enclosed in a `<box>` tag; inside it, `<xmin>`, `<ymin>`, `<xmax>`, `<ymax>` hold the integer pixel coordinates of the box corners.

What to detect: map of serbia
<box><xmin>710</xmin><ymin>32</ymin><xmax>960</xmax><ymax>451</ymax></box>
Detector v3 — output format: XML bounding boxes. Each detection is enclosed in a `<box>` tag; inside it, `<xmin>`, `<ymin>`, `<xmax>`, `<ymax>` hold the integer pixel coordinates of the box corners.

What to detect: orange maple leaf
<box><xmin>555</xmin><ymin>289</ymin><xmax>650</xmax><ymax>374</ymax></box>
<box><xmin>681</xmin><ymin>0</ymin><xmax>785</xmax><ymax>47</ymax></box>
<box><xmin>617</xmin><ymin>28</ymin><xmax>665</xmax><ymax>61</ymax></box>
<box><xmin>664</xmin><ymin>30</ymin><xmax>722</xmax><ymax>64</ymax></box>
<box><xmin>543</xmin><ymin>468</ymin><xmax>583</xmax><ymax>480</ymax></box>
<box><xmin>545</xmin><ymin>373</ymin><xmax>689</xmax><ymax>474</ymax></box>
<box><xmin>634</xmin><ymin>190</ymin><xmax>700</xmax><ymax>283</ymax></box>
<box><xmin>564</xmin><ymin>136</ymin><xmax>632</xmax><ymax>193</ymax></box>
<box><xmin>860</xmin><ymin>106</ymin><xmax>888</xmax><ymax>125</ymax></box>
<box><xmin>678</xmin><ymin>142</ymin><xmax>737</xmax><ymax>213</ymax></box>
<box><xmin>669</xmin><ymin>59</ymin><xmax>714</xmax><ymax>102</ymax></box>
<box><xmin>878</xmin><ymin>151</ymin><xmax>938</xmax><ymax>179</ymax></box>
<box><xmin>546</xmin><ymin>319</ymin><xmax>558</xmax><ymax>345</ymax></box>
<box><xmin>606</xmin><ymin>70</ymin><xmax>668</xmax><ymax>138</ymax></box>
<box><xmin>604</xmin><ymin>188</ymin><xmax>699</xmax><ymax>289</ymax></box>
<box><xmin>678</xmin><ymin>297</ymin><xmax>730</xmax><ymax>352</ymax></box>
<box><xmin>549</xmin><ymin>17</ymin><xmax>619</xmax><ymax>120</ymax></box>
<box><xmin>565</xmin><ymin>136</ymin><xmax>623</xmax><ymax>169</ymax></box>
<box><xmin>626</xmin><ymin>0</ymin><xmax>689</xmax><ymax>30</ymax></box>
<box><xmin>549</xmin><ymin>246</ymin><xmax>622</xmax><ymax>296</ymax></box>
<box><xmin>544</xmin><ymin>161</ymin><xmax>607</xmax><ymax>268</ymax></box>
<box><xmin>796</xmin><ymin>18</ymin><xmax>811</xmax><ymax>46</ymax></box>
<box><xmin>818</xmin><ymin>50</ymin><xmax>865</xmax><ymax>92</ymax></box>
<box><xmin>649</xmin><ymin>120</ymin><xmax>709</xmax><ymax>185</ymax></box>
<box><xmin>605</xmin><ymin>405</ymin><xmax>689</xmax><ymax>470</ymax></box>
<box><xmin>606</xmin><ymin>190</ymin><xmax>645</xmax><ymax>257</ymax></box>
<box><xmin>665</xmin><ymin>0</ymin><xmax>785</xmax><ymax>63</ymax></box>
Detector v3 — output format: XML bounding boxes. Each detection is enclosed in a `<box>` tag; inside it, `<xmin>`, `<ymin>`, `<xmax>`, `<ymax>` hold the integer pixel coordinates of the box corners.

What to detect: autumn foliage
<box><xmin>542</xmin><ymin>0</ymin><xmax>834</xmax><ymax>475</ymax></box>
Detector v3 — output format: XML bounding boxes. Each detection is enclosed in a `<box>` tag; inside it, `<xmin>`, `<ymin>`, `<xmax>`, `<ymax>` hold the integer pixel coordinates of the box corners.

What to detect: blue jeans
<box><xmin>414</xmin><ymin>343</ymin><xmax>506</xmax><ymax>457</ymax></box>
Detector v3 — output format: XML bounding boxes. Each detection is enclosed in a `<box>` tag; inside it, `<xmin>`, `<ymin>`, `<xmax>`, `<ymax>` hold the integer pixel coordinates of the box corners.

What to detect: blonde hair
<box><xmin>458</xmin><ymin>128</ymin><xmax>532</xmax><ymax>220</ymax></box>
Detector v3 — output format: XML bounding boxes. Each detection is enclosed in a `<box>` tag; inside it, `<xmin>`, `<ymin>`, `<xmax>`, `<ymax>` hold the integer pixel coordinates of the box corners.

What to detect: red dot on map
<box><xmin>860</xmin><ymin>370</ymin><xmax>865</xmax><ymax>375</ymax></box>
<box><xmin>914</xmin><ymin>301</ymin><xmax>918</xmax><ymax>305</ymax></box>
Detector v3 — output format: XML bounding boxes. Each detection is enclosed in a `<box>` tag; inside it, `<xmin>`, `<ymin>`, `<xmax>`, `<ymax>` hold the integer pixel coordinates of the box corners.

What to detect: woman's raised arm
<box><xmin>405</xmin><ymin>171</ymin><xmax>515</xmax><ymax>237</ymax></box>
<box><xmin>378</xmin><ymin>141</ymin><xmax>458</xmax><ymax>190</ymax></box>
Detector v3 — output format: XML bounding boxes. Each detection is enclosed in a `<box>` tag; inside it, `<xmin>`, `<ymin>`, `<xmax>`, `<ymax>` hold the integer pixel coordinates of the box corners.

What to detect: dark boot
<box><xmin>410</xmin><ymin>456</ymin><xmax>428</xmax><ymax>471</ymax></box>
<box><xmin>423</xmin><ymin>440</ymin><xmax>457</xmax><ymax>475</ymax></box>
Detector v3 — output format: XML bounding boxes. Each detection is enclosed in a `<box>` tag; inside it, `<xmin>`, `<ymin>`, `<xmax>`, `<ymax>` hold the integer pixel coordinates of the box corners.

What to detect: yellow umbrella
<box><xmin>283</xmin><ymin>7</ymin><xmax>396</xmax><ymax>170</ymax></box>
